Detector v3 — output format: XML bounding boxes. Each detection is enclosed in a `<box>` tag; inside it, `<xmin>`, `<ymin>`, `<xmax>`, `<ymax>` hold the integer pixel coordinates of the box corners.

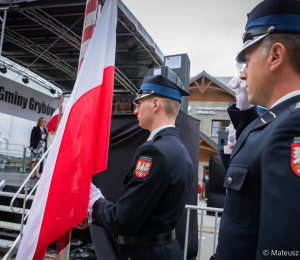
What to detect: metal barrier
<box><xmin>0</xmin><ymin>140</ymin><xmax>31</xmax><ymax>172</ymax></box>
<box><xmin>184</xmin><ymin>205</ymin><xmax>223</xmax><ymax>260</ymax></box>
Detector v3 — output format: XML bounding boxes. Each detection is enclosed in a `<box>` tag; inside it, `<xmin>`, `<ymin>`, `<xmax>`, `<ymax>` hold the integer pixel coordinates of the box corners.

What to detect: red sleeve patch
<box><xmin>291</xmin><ymin>137</ymin><xmax>300</xmax><ymax>177</ymax></box>
<box><xmin>135</xmin><ymin>156</ymin><xmax>153</xmax><ymax>178</ymax></box>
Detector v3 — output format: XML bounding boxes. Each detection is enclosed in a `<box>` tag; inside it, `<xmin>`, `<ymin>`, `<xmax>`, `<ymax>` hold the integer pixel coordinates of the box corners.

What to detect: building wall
<box><xmin>188</xmin><ymin>101</ymin><xmax>232</xmax><ymax>143</ymax></box>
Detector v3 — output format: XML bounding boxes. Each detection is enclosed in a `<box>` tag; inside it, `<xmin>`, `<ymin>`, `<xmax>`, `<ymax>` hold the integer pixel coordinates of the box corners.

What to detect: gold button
<box><xmin>227</xmin><ymin>177</ymin><xmax>233</xmax><ymax>185</ymax></box>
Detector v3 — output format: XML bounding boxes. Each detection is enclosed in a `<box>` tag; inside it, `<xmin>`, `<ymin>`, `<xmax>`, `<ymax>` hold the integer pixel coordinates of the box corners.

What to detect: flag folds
<box><xmin>16</xmin><ymin>0</ymin><xmax>117</xmax><ymax>259</ymax></box>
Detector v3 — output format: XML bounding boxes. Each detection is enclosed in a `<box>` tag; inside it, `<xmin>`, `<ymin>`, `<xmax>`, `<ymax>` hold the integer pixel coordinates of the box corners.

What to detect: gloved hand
<box><xmin>228</xmin><ymin>76</ymin><xmax>254</xmax><ymax>110</ymax></box>
<box><xmin>224</xmin><ymin>124</ymin><xmax>236</xmax><ymax>154</ymax></box>
<box><xmin>88</xmin><ymin>183</ymin><xmax>104</xmax><ymax>223</ymax></box>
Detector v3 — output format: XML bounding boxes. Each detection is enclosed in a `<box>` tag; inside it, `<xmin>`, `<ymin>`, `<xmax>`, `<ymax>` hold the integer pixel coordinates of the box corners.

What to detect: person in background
<box><xmin>202</xmin><ymin>175</ymin><xmax>209</xmax><ymax>202</ymax></box>
<box><xmin>29</xmin><ymin>117</ymin><xmax>48</xmax><ymax>179</ymax></box>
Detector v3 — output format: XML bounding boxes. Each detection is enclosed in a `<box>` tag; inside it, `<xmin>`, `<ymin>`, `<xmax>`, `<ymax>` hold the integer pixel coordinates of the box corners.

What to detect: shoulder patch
<box><xmin>291</xmin><ymin>137</ymin><xmax>300</xmax><ymax>178</ymax></box>
<box><xmin>135</xmin><ymin>156</ymin><xmax>153</xmax><ymax>178</ymax></box>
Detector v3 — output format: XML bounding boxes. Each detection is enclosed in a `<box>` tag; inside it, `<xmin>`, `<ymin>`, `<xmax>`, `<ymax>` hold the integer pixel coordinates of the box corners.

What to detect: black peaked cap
<box><xmin>246</xmin><ymin>0</ymin><xmax>300</xmax><ymax>28</ymax></box>
<box><xmin>142</xmin><ymin>75</ymin><xmax>190</xmax><ymax>96</ymax></box>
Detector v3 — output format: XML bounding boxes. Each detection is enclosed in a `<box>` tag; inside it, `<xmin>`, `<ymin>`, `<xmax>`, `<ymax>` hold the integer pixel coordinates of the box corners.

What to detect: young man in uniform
<box><xmin>88</xmin><ymin>74</ymin><xmax>194</xmax><ymax>260</ymax></box>
<box><xmin>214</xmin><ymin>0</ymin><xmax>300</xmax><ymax>259</ymax></box>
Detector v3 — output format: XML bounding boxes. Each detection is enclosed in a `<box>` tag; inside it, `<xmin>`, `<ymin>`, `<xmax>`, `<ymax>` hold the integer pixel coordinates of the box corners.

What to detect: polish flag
<box><xmin>16</xmin><ymin>0</ymin><xmax>117</xmax><ymax>259</ymax></box>
<box><xmin>47</xmin><ymin>105</ymin><xmax>66</xmax><ymax>133</ymax></box>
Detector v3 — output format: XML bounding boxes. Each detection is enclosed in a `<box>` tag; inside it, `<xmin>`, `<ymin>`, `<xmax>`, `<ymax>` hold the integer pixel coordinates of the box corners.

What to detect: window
<box><xmin>211</xmin><ymin>120</ymin><xmax>230</xmax><ymax>137</ymax></box>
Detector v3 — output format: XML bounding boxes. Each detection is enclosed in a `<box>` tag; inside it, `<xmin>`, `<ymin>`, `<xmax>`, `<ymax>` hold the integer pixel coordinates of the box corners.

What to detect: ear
<box><xmin>153</xmin><ymin>98</ymin><xmax>161</xmax><ymax>112</ymax></box>
<box><xmin>269</xmin><ymin>43</ymin><xmax>285</xmax><ymax>72</ymax></box>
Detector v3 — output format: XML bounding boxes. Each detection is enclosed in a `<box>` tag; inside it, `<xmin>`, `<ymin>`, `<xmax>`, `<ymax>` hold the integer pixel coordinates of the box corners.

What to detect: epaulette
<box><xmin>290</xmin><ymin>101</ymin><xmax>300</xmax><ymax>114</ymax></box>
<box><xmin>253</xmin><ymin>110</ymin><xmax>277</xmax><ymax>128</ymax></box>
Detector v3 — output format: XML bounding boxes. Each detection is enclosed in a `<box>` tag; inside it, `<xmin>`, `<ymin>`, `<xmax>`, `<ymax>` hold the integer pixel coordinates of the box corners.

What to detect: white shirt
<box><xmin>147</xmin><ymin>125</ymin><xmax>175</xmax><ymax>141</ymax></box>
<box><xmin>270</xmin><ymin>90</ymin><xmax>300</xmax><ymax>108</ymax></box>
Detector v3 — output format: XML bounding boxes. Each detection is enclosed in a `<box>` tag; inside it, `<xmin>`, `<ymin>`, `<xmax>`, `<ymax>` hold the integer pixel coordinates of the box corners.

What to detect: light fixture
<box><xmin>49</xmin><ymin>88</ymin><xmax>56</xmax><ymax>94</ymax></box>
<box><xmin>0</xmin><ymin>64</ymin><xmax>7</xmax><ymax>74</ymax></box>
<box><xmin>22</xmin><ymin>76</ymin><xmax>29</xmax><ymax>84</ymax></box>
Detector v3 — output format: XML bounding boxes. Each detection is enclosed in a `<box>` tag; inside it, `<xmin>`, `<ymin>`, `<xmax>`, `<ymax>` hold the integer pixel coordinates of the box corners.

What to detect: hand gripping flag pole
<box><xmin>15</xmin><ymin>0</ymin><xmax>117</xmax><ymax>259</ymax></box>
<box><xmin>56</xmin><ymin>1</ymin><xmax>98</xmax><ymax>259</ymax></box>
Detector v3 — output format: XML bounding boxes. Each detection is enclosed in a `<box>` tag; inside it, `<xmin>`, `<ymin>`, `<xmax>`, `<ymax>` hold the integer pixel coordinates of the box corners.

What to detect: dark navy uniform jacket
<box><xmin>93</xmin><ymin>127</ymin><xmax>194</xmax><ymax>260</ymax></box>
<box><xmin>216</xmin><ymin>95</ymin><xmax>300</xmax><ymax>260</ymax></box>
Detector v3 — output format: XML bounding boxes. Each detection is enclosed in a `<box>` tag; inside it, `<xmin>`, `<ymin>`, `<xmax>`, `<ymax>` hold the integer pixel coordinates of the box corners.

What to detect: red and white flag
<box><xmin>16</xmin><ymin>0</ymin><xmax>117</xmax><ymax>259</ymax></box>
<box><xmin>47</xmin><ymin>105</ymin><xmax>66</xmax><ymax>133</ymax></box>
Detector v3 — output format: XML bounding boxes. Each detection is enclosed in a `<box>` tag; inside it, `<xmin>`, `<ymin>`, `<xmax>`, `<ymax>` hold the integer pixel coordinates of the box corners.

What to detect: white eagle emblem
<box><xmin>135</xmin><ymin>159</ymin><xmax>152</xmax><ymax>178</ymax></box>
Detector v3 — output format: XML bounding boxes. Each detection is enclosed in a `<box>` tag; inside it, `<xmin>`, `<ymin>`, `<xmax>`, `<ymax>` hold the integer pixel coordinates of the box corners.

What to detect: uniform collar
<box><xmin>270</xmin><ymin>90</ymin><xmax>300</xmax><ymax>108</ymax></box>
<box><xmin>254</xmin><ymin>94</ymin><xmax>300</xmax><ymax>129</ymax></box>
<box><xmin>147</xmin><ymin>125</ymin><xmax>175</xmax><ymax>141</ymax></box>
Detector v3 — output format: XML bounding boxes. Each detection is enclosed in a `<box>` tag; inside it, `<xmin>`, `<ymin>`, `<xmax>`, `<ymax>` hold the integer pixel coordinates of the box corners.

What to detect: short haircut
<box><xmin>258</xmin><ymin>34</ymin><xmax>300</xmax><ymax>75</ymax></box>
<box><xmin>150</xmin><ymin>95</ymin><xmax>181</xmax><ymax>118</ymax></box>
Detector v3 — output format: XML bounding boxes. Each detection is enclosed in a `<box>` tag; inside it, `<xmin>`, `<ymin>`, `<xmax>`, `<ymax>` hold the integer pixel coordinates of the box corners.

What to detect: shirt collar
<box><xmin>270</xmin><ymin>90</ymin><xmax>300</xmax><ymax>108</ymax></box>
<box><xmin>147</xmin><ymin>125</ymin><xmax>175</xmax><ymax>141</ymax></box>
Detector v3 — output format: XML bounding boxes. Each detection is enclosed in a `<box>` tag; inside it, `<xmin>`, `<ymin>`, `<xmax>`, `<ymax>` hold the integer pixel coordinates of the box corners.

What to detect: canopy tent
<box><xmin>0</xmin><ymin>0</ymin><xmax>164</xmax><ymax>95</ymax></box>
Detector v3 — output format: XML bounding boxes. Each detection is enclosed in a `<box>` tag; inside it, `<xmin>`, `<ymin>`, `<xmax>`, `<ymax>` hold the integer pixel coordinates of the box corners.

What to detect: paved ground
<box><xmin>196</xmin><ymin>199</ymin><xmax>222</xmax><ymax>260</ymax></box>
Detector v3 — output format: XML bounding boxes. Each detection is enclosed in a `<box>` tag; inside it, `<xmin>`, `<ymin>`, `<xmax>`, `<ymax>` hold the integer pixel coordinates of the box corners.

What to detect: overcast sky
<box><xmin>122</xmin><ymin>0</ymin><xmax>262</xmax><ymax>78</ymax></box>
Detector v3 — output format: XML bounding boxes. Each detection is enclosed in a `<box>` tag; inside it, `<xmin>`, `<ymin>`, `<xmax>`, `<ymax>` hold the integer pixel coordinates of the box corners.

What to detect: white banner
<box><xmin>0</xmin><ymin>75</ymin><xmax>59</xmax><ymax>122</ymax></box>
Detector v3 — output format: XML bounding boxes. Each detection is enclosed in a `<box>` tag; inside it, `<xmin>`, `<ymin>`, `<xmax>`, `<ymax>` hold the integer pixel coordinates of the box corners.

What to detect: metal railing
<box><xmin>0</xmin><ymin>140</ymin><xmax>32</xmax><ymax>172</ymax></box>
<box><xmin>3</xmin><ymin>146</ymin><xmax>51</xmax><ymax>260</ymax></box>
<box><xmin>184</xmin><ymin>205</ymin><xmax>223</xmax><ymax>260</ymax></box>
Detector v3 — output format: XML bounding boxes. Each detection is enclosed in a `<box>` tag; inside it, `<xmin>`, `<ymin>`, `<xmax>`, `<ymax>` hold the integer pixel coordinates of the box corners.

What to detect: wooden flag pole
<box><xmin>56</xmin><ymin>0</ymin><xmax>99</xmax><ymax>259</ymax></box>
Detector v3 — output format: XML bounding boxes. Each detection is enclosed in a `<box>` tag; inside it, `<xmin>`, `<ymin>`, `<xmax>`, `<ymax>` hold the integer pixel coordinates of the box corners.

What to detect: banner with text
<box><xmin>0</xmin><ymin>75</ymin><xmax>59</xmax><ymax>122</ymax></box>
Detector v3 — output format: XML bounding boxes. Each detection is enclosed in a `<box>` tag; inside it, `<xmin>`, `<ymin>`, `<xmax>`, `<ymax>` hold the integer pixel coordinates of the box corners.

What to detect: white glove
<box><xmin>228</xmin><ymin>76</ymin><xmax>254</xmax><ymax>111</ymax></box>
<box><xmin>224</xmin><ymin>124</ymin><xmax>236</xmax><ymax>154</ymax></box>
<box><xmin>88</xmin><ymin>183</ymin><xmax>104</xmax><ymax>223</ymax></box>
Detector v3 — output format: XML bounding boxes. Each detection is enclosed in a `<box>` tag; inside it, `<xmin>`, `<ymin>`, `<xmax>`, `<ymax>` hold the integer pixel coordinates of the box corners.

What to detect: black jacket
<box><xmin>216</xmin><ymin>96</ymin><xmax>300</xmax><ymax>260</ymax></box>
<box><xmin>92</xmin><ymin>127</ymin><xmax>194</xmax><ymax>260</ymax></box>
<box><xmin>30</xmin><ymin>126</ymin><xmax>48</xmax><ymax>151</ymax></box>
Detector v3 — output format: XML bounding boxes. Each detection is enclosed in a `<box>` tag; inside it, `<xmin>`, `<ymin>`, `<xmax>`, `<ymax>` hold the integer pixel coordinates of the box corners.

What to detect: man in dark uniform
<box><xmin>88</xmin><ymin>75</ymin><xmax>194</xmax><ymax>260</ymax></box>
<box><xmin>214</xmin><ymin>0</ymin><xmax>300</xmax><ymax>259</ymax></box>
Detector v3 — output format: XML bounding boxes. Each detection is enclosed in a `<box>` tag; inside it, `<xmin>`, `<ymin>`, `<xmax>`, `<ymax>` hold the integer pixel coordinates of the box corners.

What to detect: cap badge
<box><xmin>268</xmin><ymin>26</ymin><xmax>275</xmax><ymax>33</ymax></box>
<box><xmin>291</xmin><ymin>137</ymin><xmax>300</xmax><ymax>177</ymax></box>
<box><xmin>135</xmin><ymin>156</ymin><xmax>153</xmax><ymax>178</ymax></box>
<box><xmin>295</xmin><ymin>102</ymin><xmax>300</xmax><ymax>109</ymax></box>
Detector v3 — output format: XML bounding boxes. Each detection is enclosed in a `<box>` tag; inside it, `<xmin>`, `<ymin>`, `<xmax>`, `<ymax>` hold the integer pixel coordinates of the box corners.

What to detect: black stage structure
<box><xmin>0</xmin><ymin>0</ymin><xmax>164</xmax><ymax>97</ymax></box>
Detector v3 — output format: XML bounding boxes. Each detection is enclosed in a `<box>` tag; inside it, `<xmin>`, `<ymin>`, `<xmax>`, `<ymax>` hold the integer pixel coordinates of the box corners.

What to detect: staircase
<box><xmin>0</xmin><ymin>147</ymin><xmax>50</xmax><ymax>259</ymax></box>
<box><xmin>0</xmin><ymin>180</ymin><xmax>34</xmax><ymax>259</ymax></box>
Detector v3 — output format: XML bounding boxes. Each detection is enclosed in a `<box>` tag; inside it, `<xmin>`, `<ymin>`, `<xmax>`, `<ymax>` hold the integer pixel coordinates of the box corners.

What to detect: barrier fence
<box><xmin>0</xmin><ymin>138</ymin><xmax>31</xmax><ymax>172</ymax></box>
<box><xmin>184</xmin><ymin>205</ymin><xmax>224</xmax><ymax>260</ymax></box>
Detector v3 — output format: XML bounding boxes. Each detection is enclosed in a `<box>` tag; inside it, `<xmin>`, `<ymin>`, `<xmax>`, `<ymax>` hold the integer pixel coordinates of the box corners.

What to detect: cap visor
<box><xmin>133</xmin><ymin>93</ymin><xmax>152</xmax><ymax>104</ymax></box>
<box><xmin>236</xmin><ymin>33</ymin><xmax>269</xmax><ymax>63</ymax></box>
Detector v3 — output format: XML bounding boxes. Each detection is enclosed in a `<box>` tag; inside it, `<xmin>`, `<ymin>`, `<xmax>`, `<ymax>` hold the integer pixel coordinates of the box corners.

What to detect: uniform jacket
<box><xmin>216</xmin><ymin>96</ymin><xmax>300</xmax><ymax>260</ymax></box>
<box><xmin>92</xmin><ymin>127</ymin><xmax>194</xmax><ymax>260</ymax></box>
<box><xmin>30</xmin><ymin>126</ymin><xmax>48</xmax><ymax>151</ymax></box>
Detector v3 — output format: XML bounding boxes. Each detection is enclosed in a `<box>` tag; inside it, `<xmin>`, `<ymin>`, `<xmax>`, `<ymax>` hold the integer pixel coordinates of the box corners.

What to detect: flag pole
<box><xmin>56</xmin><ymin>0</ymin><xmax>99</xmax><ymax>259</ymax></box>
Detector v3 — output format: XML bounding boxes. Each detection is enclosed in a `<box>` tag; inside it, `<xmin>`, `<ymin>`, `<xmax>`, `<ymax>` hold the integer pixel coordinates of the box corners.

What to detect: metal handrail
<box><xmin>183</xmin><ymin>205</ymin><xmax>224</xmax><ymax>260</ymax></box>
<box><xmin>10</xmin><ymin>146</ymin><xmax>51</xmax><ymax>213</ymax></box>
<box><xmin>0</xmin><ymin>138</ymin><xmax>9</xmax><ymax>149</ymax></box>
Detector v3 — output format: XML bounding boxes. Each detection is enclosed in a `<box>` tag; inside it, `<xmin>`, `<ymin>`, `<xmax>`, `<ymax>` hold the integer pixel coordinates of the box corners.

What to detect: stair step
<box><xmin>0</xmin><ymin>239</ymin><xmax>13</xmax><ymax>249</ymax></box>
<box><xmin>0</xmin><ymin>205</ymin><xmax>29</xmax><ymax>214</ymax></box>
<box><xmin>0</xmin><ymin>191</ymin><xmax>34</xmax><ymax>200</ymax></box>
<box><xmin>0</xmin><ymin>221</ymin><xmax>24</xmax><ymax>231</ymax></box>
<box><xmin>0</xmin><ymin>231</ymin><xmax>18</xmax><ymax>238</ymax></box>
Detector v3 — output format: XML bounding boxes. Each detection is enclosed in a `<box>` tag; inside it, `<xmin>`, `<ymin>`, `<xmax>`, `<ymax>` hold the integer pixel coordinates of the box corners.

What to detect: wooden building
<box><xmin>188</xmin><ymin>71</ymin><xmax>235</xmax><ymax>197</ymax></box>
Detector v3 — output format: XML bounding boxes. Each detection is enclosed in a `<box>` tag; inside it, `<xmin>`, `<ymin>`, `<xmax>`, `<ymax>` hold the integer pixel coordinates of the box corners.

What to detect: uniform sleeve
<box><xmin>227</xmin><ymin>104</ymin><xmax>259</xmax><ymax>140</ymax></box>
<box><xmin>256</xmin><ymin>109</ymin><xmax>300</xmax><ymax>256</ymax></box>
<box><xmin>220</xmin><ymin>150</ymin><xmax>230</xmax><ymax>172</ymax></box>
<box><xmin>92</xmin><ymin>144</ymin><xmax>169</xmax><ymax>237</ymax></box>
